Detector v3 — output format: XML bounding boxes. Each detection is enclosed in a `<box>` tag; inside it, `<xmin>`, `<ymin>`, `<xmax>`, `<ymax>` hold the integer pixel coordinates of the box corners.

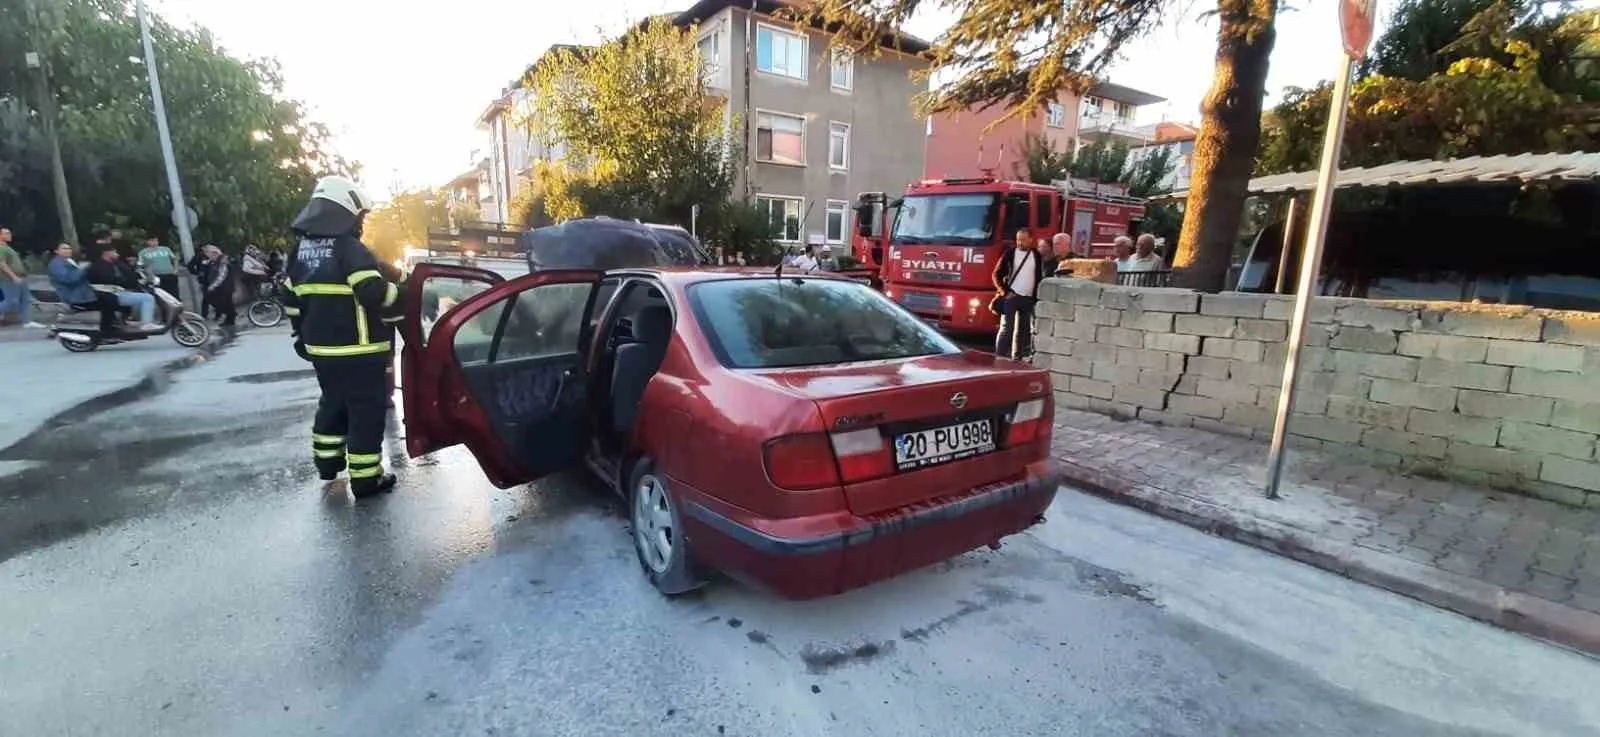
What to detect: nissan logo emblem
<box><xmin>950</xmin><ymin>392</ymin><xmax>969</xmax><ymax>409</ymax></box>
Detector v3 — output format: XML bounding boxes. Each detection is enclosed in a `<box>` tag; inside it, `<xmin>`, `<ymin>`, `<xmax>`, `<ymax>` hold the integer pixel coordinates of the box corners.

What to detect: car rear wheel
<box><xmin>628</xmin><ymin>460</ymin><xmax>705</xmax><ymax>596</ymax></box>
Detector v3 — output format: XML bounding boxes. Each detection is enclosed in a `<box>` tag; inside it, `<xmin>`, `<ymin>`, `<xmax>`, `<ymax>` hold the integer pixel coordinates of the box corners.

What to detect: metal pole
<box><xmin>136</xmin><ymin>0</ymin><xmax>195</xmax><ymax>264</ymax></box>
<box><xmin>1273</xmin><ymin>196</ymin><xmax>1299</xmax><ymax>294</ymax></box>
<box><xmin>23</xmin><ymin>0</ymin><xmax>78</xmax><ymax>246</ymax></box>
<box><xmin>1264</xmin><ymin>55</ymin><xmax>1356</xmax><ymax>498</ymax></box>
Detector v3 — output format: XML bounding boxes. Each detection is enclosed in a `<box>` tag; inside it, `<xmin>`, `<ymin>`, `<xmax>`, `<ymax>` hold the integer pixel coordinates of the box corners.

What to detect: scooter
<box><xmin>50</xmin><ymin>271</ymin><xmax>212</xmax><ymax>353</ymax></box>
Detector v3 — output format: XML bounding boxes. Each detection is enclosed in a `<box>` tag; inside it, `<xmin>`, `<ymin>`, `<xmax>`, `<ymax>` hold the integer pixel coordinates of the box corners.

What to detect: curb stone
<box><xmin>1057</xmin><ymin>458</ymin><xmax>1600</xmax><ymax>659</ymax></box>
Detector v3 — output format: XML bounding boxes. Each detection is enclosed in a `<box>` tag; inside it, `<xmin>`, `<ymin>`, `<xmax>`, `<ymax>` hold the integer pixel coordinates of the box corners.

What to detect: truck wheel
<box><xmin>628</xmin><ymin>460</ymin><xmax>706</xmax><ymax>596</ymax></box>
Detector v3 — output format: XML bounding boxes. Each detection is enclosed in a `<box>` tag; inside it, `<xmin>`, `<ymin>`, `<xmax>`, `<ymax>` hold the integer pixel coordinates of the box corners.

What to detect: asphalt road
<box><xmin>1</xmin><ymin>331</ymin><xmax>1597</xmax><ymax>737</ymax></box>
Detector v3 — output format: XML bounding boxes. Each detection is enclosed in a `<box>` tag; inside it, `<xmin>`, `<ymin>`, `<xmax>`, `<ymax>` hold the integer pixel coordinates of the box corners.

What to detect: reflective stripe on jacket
<box><xmin>281</xmin><ymin>234</ymin><xmax>402</xmax><ymax>359</ymax></box>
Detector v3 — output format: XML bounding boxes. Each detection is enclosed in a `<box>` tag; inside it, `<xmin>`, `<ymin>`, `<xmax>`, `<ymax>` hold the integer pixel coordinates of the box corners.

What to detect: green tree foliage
<box><xmin>793</xmin><ymin>0</ymin><xmax>1278</xmax><ymax>291</ymax></box>
<box><xmin>1069</xmin><ymin>139</ymin><xmax>1131</xmax><ymax>183</ymax></box>
<box><xmin>705</xmin><ymin>200</ymin><xmax>779</xmax><ymax>264</ymax></box>
<box><xmin>1013</xmin><ymin>133</ymin><xmax>1175</xmax><ymax>197</ymax></box>
<box><xmin>0</xmin><ymin>0</ymin><xmax>352</xmax><ymax>255</ymax></box>
<box><xmin>1259</xmin><ymin>3</ymin><xmax>1600</xmax><ymax>176</ymax></box>
<box><xmin>1123</xmin><ymin>146</ymin><xmax>1177</xmax><ymax>198</ymax></box>
<box><xmin>525</xmin><ymin>18</ymin><xmax>735</xmax><ymax>236</ymax></box>
<box><xmin>362</xmin><ymin>189</ymin><xmax>448</xmax><ymax>265</ymax></box>
<box><xmin>1013</xmin><ymin>133</ymin><xmax>1073</xmax><ymax>184</ymax></box>
<box><xmin>1362</xmin><ymin>0</ymin><xmax>1504</xmax><ymax>80</ymax></box>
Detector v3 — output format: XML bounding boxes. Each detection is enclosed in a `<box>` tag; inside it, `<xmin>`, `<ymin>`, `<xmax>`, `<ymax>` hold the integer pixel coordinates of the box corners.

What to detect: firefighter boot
<box><xmin>351</xmin><ymin>472</ymin><xmax>397</xmax><ymax>498</ymax></box>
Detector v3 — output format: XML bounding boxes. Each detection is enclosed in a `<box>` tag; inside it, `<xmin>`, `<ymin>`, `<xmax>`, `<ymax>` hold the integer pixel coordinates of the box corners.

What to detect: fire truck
<box><xmin>851</xmin><ymin>174</ymin><xmax>1147</xmax><ymax>334</ymax></box>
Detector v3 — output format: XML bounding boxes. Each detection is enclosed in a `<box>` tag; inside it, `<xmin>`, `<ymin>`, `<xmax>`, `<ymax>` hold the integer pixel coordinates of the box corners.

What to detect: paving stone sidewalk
<box><xmin>1050</xmin><ymin>408</ymin><xmax>1600</xmax><ymax>657</ymax></box>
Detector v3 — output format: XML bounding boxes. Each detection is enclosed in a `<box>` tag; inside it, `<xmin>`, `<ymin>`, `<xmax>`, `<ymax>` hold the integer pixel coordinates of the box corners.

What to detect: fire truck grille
<box><xmin>909</xmin><ymin>270</ymin><xmax>962</xmax><ymax>282</ymax></box>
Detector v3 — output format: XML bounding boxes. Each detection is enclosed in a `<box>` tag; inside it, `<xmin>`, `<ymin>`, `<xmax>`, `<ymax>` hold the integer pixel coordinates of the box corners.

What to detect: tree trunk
<box><xmin>1172</xmin><ymin>0</ymin><xmax>1279</xmax><ymax>292</ymax></box>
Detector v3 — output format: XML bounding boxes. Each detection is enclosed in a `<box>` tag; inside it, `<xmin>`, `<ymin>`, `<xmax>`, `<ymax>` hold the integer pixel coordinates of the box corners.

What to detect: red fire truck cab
<box><xmin>852</xmin><ymin>175</ymin><xmax>1146</xmax><ymax>334</ymax></box>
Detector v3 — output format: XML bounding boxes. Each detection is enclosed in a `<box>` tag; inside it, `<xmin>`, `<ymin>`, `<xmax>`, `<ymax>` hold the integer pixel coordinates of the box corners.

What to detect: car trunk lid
<box><xmin>757</xmin><ymin>351</ymin><xmax>1050</xmax><ymax>516</ymax></box>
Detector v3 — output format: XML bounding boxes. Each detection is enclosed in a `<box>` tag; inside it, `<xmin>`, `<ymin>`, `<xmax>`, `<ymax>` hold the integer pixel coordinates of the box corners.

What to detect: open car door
<box><xmin>403</xmin><ymin>268</ymin><xmax>605</xmax><ymax>489</ymax></box>
<box><xmin>399</xmin><ymin>263</ymin><xmax>505</xmax><ymax>458</ymax></box>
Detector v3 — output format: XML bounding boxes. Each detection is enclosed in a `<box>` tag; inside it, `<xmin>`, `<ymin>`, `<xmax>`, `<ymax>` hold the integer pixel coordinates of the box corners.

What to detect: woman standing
<box><xmin>203</xmin><ymin>245</ymin><xmax>237</xmax><ymax>327</ymax></box>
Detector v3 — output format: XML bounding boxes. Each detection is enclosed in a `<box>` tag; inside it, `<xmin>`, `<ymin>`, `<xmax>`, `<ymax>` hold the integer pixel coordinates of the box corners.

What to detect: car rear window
<box><xmin>688</xmin><ymin>277</ymin><xmax>961</xmax><ymax>369</ymax></box>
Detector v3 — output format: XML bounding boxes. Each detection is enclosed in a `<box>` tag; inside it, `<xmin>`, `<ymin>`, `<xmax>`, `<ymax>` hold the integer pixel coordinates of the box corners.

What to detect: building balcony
<box><xmin>1077</xmin><ymin>112</ymin><xmax>1157</xmax><ymax>144</ymax></box>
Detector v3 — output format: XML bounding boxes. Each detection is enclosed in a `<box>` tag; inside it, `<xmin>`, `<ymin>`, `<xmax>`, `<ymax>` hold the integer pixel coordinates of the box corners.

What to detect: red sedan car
<box><xmin>398</xmin><ymin>264</ymin><xmax>1059</xmax><ymax>599</ymax></box>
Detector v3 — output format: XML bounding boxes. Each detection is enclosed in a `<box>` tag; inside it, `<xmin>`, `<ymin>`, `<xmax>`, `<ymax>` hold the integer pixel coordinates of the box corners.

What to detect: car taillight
<box><xmin>829</xmin><ymin>428</ymin><xmax>892</xmax><ymax>483</ymax></box>
<box><xmin>1006</xmin><ymin>398</ymin><xmax>1046</xmax><ymax>446</ymax></box>
<box><xmin>763</xmin><ymin>434</ymin><xmax>840</xmax><ymax>490</ymax></box>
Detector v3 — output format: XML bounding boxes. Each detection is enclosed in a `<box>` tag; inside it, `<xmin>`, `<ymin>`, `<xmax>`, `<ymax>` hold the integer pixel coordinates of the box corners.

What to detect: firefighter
<box><xmin>281</xmin><ymin>176</ymin><xmax>405</xmax><ymax>498</ymax></box>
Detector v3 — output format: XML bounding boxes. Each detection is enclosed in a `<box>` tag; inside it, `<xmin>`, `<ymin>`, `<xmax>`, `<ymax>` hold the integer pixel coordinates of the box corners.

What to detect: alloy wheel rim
<box><xmin>634</xmin><ymin>475</ymin><xmax>673</xmax><ymax>574</ymax></box>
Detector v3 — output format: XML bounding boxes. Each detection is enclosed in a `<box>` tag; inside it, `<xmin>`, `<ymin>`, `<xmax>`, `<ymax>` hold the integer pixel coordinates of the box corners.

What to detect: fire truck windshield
<box><xmin>891</xmin><ymin>193</ymin><xmax>998</xmax><ymax>245</ymax></box>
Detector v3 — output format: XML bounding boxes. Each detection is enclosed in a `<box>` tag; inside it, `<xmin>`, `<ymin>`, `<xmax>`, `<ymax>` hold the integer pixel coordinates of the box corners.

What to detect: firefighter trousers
<box><xmin>310</xmin><ymin>356</ymin><xmax>389</xmax><ymax>485</ymax></box>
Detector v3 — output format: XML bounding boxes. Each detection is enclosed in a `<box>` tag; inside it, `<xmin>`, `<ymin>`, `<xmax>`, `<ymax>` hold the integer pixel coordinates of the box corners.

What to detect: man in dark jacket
<box><xmin>992</xmin><ymin>228</ymin><xmax>1045</xmax><ymax>361</ymax></box>
<box><xmin>281</xmin><ymin>176</ymin><xmax>405</xmax><ymax>498</ymax></box>
<box><xmin>187</xmin><ymin>250</ymin><xmax>213</xmax><ymax>319</ymax></box>
<box><xmin>87</xmin><ymin>244</ymin><xmax>157</xmax><ymax>329</ymax></box>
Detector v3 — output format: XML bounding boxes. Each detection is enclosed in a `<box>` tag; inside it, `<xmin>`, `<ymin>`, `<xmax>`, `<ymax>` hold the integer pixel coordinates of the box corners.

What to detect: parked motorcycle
<box><xmin>50</xmin><ymin>271</ymin><xmax>211</xmax><ymax>353</ymax></box>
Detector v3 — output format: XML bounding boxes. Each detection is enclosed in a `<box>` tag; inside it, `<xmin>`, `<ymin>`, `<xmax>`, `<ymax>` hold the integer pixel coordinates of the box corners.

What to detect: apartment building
<box><xmin>1126</xmin><ymin>121</ymin><xmax>1200</xmax><ymax>192</ymax></box>
<box><xmin>676</xmin><ymin>0</ymin><xmax>930</xmax><ymax>249</ymax></box>
<box><xmin>923</xmin><ymin>82</ymin><xmax>1166</xmax><ymax>180</ymax></box>
<box><xmin>475</xmin><ymin>45</ymin><xmax>587</xmax><ymax>224</ymax></box>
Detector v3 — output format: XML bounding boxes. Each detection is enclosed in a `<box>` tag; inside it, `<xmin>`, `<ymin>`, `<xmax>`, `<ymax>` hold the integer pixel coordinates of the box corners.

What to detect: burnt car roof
<box><xmin>522</xmin><ymin>218</ymin><xmax>709</xmax><ymax>272</ymax></box>
<box><xmin>617</xmin><ymin>266</ymin><xmax>872</xmax><ymax>287</ymax></box>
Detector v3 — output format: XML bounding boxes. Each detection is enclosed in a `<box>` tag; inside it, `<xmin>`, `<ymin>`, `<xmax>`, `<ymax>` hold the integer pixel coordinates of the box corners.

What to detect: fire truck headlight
<box><xmin>943</xmin><ymin>295</ymin><xmax>954</xmax><ymax>309</ymax></box>
<box><xmin>968</xmin><ymin>297</ymin><xmax>981</xmax><ymax>308</ymax></box>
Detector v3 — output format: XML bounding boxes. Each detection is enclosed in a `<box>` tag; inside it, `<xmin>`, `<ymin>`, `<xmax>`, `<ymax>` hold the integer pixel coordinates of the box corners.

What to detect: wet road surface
<box><xmin>1</xmin><ymin>332</ymin><xmax>1598</xmax><ymax>737</ymax></box>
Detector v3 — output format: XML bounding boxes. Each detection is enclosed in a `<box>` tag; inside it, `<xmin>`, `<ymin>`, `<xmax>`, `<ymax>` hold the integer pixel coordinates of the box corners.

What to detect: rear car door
<box><xmin>399</xmin><ymin>263</ymin><xmax>505</xmax><ymax>457</ymax></box>
<box><xmin>404</xmin><ymin>268</ymin><xmax>604</xmax><ymax>488</ymax></box>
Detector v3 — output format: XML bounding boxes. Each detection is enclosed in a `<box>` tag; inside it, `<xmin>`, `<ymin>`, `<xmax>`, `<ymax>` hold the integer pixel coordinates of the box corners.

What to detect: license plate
<box><xmin>894</xmin><ymin>419</ymin><xmax>995</xmax><ymax>471</ymax></box>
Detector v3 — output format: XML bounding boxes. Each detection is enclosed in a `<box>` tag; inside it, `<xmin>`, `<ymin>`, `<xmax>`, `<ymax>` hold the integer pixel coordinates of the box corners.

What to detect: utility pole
<box><xmin>135</xmin><ymin>0</ymin><xmax>195</xmax><ymax>264</ymax></box>
<box><xmin>23</xmin><ymin>0</ymin><xmax>78</xmax><ymax>246</ymax></box>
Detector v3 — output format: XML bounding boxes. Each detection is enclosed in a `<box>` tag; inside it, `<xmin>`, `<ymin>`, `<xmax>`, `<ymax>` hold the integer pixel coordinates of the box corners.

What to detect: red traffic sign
<box><xmin>1341</xmin><ymin>0</ymin><xmax>1378</xmax><ymax>60</ymax></box>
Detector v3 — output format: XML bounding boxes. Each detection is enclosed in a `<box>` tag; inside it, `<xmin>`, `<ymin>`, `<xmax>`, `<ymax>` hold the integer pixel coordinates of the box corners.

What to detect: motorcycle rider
<box><xmin>87</xmin><ymin>243</ymin><xmax>158</xmax><ymax>330</ymax></box>
<box><xmin>47</xmin><ymin>242</ymin><xmax>120</xmax><ymax>334</ymax></box>
<box><xmin>280</xmin><ymin>176</ymin><xmax>404</xmax><ymax>498</ymax></box>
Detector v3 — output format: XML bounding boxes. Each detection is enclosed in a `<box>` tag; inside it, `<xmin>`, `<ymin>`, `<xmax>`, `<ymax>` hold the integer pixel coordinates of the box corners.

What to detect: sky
<box><xmin>156</xmin><ymin>0</ymin><xmax>1358</xmax><ymax>197</ymax></box>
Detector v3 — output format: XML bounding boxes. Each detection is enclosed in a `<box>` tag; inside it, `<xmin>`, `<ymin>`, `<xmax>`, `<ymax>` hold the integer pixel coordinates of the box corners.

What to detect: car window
<box><xmin>688</xmin><ymin>277</ymin><xmax>960</xmax><ymax>369</ymax></box>
<box><xmin>491</xmin><ymin>282</ymin><xmax>592</xmax><ymax>361</ymax></box>
<box><xmin>421</xmin><ymin>276</ymin><xmax>496</xmax><ymax>348</ymax></box>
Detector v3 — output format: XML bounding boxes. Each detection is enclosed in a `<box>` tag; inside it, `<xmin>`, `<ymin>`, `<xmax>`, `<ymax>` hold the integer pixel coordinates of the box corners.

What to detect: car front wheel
<box><xmin>628</xmin><ymin>460</ymin><xmax>705</xmax><ymax>596</ymax></box>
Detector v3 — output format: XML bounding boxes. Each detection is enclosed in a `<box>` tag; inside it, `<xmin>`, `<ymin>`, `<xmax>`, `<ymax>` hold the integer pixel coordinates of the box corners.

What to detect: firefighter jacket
<box><xmin>281</xmin><ymin>234</ymin><xmax>403</xmax><ymax>359</ymax></box>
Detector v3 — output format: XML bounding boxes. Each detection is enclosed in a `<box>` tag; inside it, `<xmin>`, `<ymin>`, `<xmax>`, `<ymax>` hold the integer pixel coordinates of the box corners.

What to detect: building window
<box><xmin>830</xmin><ymin>49</ymin><xmax>853</xmax><ymax>90</ymax></box>
<box><xmin>756</xmin><ymin>111</ymin><xmax>806</xmax><ymax>165</ymax></box>
<box><xmin>828</xmin><ymin>121</ymin><xmax>849</xmax><ymax>170</ymax></box>
<box><xmin>1046</xmin><ymin>102</ymin><xmax>1065</xmax><ymax>128</ymax></box>
<box><xmin>755</xmin><ymin>195</ymin><xmax>803</xmax><ymax>242</ymax></box>
<box><xmin>755</xmin><ymin>24</ymin><xmax>806</xmax><ymax>80</ymax></box>
<box><xmin>698</xmin><ymin>31</ymin><xmax>720</xmax><ymax>76</ymax></box>
<box><xmin>825</xmin><ymin>200</ymin><xmax>849</xmax><ymax>244</ymax></box>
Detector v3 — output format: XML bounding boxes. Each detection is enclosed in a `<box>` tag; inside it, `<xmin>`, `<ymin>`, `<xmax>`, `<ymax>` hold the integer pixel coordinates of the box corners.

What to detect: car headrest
<box><xmin>630</xmin><ymin>305</ymin><xmax>672</xmax><ymax>345</ymax></box>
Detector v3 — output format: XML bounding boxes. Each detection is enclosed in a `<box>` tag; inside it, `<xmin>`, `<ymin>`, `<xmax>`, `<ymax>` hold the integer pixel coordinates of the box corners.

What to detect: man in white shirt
<box><xmin>992</xmin><ymin>228</ymin><xmax>1045</xmax><ymax>360</ymax></box>
<box><xmin>1125</xmin><ymin>234</ymin><xmax>1166</xmax><ymax>272</ymax></box>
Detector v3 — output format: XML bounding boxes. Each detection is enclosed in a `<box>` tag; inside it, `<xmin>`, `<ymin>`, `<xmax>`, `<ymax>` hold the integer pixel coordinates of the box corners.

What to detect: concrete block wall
<box><xmin>1035</xmin><ymin>278</ymin><xmax>1600</xmax><ymax>508</ymax></box>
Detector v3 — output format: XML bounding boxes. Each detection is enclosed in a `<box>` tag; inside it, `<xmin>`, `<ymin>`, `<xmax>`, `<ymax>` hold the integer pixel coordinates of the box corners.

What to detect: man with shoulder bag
<box><xmin>992</xmin><ymin>227</ymin><xmax>1045</xmax><ymax>361</ymax></box>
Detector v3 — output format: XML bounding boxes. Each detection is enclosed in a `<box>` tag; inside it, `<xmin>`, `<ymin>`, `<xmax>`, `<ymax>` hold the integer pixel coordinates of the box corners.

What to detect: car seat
<box><xmin>610</xmin><ymin>305</ymin><xmax>672</xmax><ymax>435</ymax></box>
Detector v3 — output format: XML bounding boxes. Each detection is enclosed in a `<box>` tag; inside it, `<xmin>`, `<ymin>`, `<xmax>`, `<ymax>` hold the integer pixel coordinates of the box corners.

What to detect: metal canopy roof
<box><xmin>1164</xmin><ymin>152</ymin><xmax>1600</xmax><ymax>199</ymax></box>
